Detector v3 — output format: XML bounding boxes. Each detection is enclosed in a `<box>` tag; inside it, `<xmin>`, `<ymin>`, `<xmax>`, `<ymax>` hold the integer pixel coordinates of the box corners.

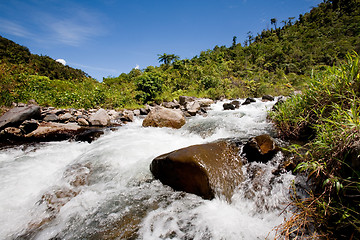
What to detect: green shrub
<box><xmin>271</xmin><ymin>52</ymin><xmax>360</xmax><ymax>239</ymax></box>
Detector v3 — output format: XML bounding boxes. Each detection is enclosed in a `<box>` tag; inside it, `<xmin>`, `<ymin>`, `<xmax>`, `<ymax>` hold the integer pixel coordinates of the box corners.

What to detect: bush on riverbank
<box><xmin>270</xmin><ymin>52</ymin><xmax>360</xmax><ymax>239</ymax></box>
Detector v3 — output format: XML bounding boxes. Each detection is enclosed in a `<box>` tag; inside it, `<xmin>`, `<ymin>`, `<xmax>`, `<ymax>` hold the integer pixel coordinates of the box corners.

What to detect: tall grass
<box><xmin>270</xmin><ymin>52</ymin><xmax>360</xmax><ymax>239</ymax></box>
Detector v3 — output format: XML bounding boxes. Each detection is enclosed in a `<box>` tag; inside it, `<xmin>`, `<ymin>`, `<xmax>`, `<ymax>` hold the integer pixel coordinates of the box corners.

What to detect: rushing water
<box><xmin>0</xmin><ymin>99</ymin><xmax>296</xmax><ymax>240</ymax></box>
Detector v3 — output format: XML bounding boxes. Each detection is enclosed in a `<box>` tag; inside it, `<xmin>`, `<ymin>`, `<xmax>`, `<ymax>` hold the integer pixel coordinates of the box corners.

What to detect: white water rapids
<box><xmin>0</xmin><ymin>99</ymin><xmax>296</xmax><ymax>239</ymax></box>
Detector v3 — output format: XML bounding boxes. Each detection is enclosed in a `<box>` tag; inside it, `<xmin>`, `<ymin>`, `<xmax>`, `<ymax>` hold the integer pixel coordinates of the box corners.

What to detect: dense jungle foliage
<box><xmin>0</xmin><ymin>0</ymin><xmax>359</xmax><ymax>109</ymax></box>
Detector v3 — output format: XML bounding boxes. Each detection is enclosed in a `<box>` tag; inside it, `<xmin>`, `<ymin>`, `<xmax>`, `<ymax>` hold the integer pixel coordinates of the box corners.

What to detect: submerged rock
<box><xmin>142</xmin><ymin>106</ymin><xmax>185</xmax><ymax>129</ymax></box>
<box><xmin>150</xmin><ymin>140</ymin><xmax>244</xmax><ymax>200</ymax></box>
<box><xmin>243</xmin><ymin>134</ymin><xmax>280</xmax><ymax>163</ymax></box>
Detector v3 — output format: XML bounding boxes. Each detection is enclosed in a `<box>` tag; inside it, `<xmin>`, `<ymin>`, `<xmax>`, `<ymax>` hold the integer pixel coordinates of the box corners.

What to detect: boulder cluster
<box><xmin>0</xmin><ymin>96</ymin><xmax>214</xmax><ymax>146</ymax></box>
<box><xmin>222</xmin><ymin>95</ymin><xmax>275</xmax><ymax>110</ymax></box>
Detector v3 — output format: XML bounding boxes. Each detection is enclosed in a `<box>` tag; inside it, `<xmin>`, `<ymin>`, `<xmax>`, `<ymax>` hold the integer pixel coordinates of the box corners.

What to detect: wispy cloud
<box><xmin>40</xmin><ymin>8</ymin><xmax>106</xmax><ymax>46</ymax></box>
<box><xmin>0</xmin><ymin>1</ymin><xmax>106</xmax><ymax>47</ymax></box>
<box><xmin>0</xmin><ymin>19</ymin><xmax>32</xmax><ymax>37</ymax></box>
<box><xmin>69</xmin><ymin>62</ymin><xmax>118</xmax><ymax>73</ymax></box>
<box><xmin>42</xmin><ymin>8</ymin><xmax>106</xmax><ymax>46</ymax></box>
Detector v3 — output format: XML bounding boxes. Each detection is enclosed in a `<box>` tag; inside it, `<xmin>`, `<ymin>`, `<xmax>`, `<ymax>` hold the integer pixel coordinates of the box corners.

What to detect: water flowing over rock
<box><xmin>150</xmin><ymin>140</ymin><xmax>244</xmax><ymax>200</ymax></box>
<box><xmin>243</xmin><ymin>134</ymin><xmax>280</xmax><ymax>163</ymax></box>
<box><xmin>142</xmin><ymin>106</ymin><xmax>185</xmax><ymax>129</ymax></box>
<box><xmin>223</xmin><ymin>103</ymin><xmax>236</xmax><ymax>110</ymax></box>
<box><xmin>242</xmin><ymin>97</ymin><xmax>256</xmax><ymax>105</ymax></box>
<box><xmin>0</xmin><ymin>99</ymin><xmax>298</xmax><ymax>240</ymax></box>
<box><xmin>0</xmin><ymin>104</ymin><xmax>40</xmax><ymax>130</ymax></box>
<box><xmin>88</xmin><ymin>108</ymin><xmax>111</xmax><ymax>126</ymax></box>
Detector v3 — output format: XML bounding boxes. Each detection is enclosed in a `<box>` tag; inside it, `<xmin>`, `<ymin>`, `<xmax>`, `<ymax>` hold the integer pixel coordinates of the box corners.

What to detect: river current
<box><xmin>0</xmin><ymin>99</ymin><xmax>296</xmax><ymax>239</ymax></box>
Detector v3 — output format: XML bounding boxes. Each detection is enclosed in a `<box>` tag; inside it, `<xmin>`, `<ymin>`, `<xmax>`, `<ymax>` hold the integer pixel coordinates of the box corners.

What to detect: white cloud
<box><xmin>56</xmin><ymin>59</ymin><xmax>66</xmax><ymax>65</ymax></box>
<box><xmin>135</xmin><ymin>64</ymin><xmax>140</xmax><ymax>69</ymax></box>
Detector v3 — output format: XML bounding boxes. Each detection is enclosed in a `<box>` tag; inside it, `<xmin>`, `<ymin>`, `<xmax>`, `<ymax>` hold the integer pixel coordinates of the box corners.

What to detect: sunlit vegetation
<box><xmin>271</xmin><ymin>52</ymin><xmax>360</xmax><ymax>239</ymax></box>
<box><xmin>0</xmin><ymin>0</ymin><xmax>359</xmax><ymax>110</ymax></box>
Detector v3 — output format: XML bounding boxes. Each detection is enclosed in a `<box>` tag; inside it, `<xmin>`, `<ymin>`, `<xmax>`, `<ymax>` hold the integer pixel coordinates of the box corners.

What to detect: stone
<box><xmin>43</xmin><ymin>113</ymin><xmax>59</xmax><ymax>122</ymax></box>
<box><xmin>77</xmin><ymin>118</ymin><xmax>89</xmax><ymax>126</ymax></box>
<box><xmin>119</xmin><ymin>110</ymin><xmax>134</xmax><ymax>122</ymax></box>
<box><xmin>186</xmin><ymin>101</ymin><xmax>201</xmax><ymax>116</ymax></box>
<box><xmin>179</xmin><ymin>96</ymin><xmax>195</xmax><ymax>106</ymax></box>
<box><xmin>19</xmin><ymin>119</ymin><xmax>39</xmax><ymax>134</ymax></box>
<box><xmin>25</xmin><ymin>122</ymin><xmax>84</xmax><ymax>141</ymax></box>
<box><xmin>262</xmin><ymin>95</ymin><xmax>275</xmax><ymax>101</ymax></box>
<box><xmin>133</xmin><ymin>109</ymin><xmax>141</xmax><ymax>116</ymax></box>
<box><xmin>162</xmin><ymin>101</ymin><xmax>180</xmax><ymax>109</ymax></box>
<box><xmin>139</xmin><ymin>108</ymin><xmax>148</xmax><ymax>115</ymax></box>
<box><xmin>230</xmin><ymin>100</ymin><xmax>240</xmax><ymax>109</ymax></box>
<box><xmin>59</xmin><ymin>113</ymin><xmax>73</xmax><ymax>122</ymax></box>
<box><xmin>242</xmin><ymin>98</ymin><xmax>256</xmax><ymax>105</ymax></box>
<box><xmin>150</xmin><ymin>140</ymin><xmax>244</xmax><ymax>200</ymax></box>
<box><xmin>2</xmin><ymin>127</ymin><xmax>23</xmax><ymax>137</ymax></box>
<box><xmin>243</xmin><ymin>134</ymin><xmax>280</xmax><ymax>163</ymax></box>
<box><xmin>223</xmin><ymin>103</ymin><xmax>235</xmax><ymax>110</ymax></box>
<box><xmin>107</xmin><ymin>110</ymin><xmax>118</xmax><ymax>118</ymax></box>
<box><xmin>88</xmin><ymin>109</ymin><xmax>110</xmax><ymax>126</ymax></box>
<box><xmin>142</xmin><ymin>106</ymin><xmax>186</xmax><ymax>129</ymax></box>
<box><xmin>197</xmin><ymin>98</ymin><xmax>214</xmax><ymax>107</ymax></box>
<box><xmin>0</xmin><ymin>105</ymin><xmax>41</xmax><ymax>131</ymax></box>
<box><xmin>74</xmin><ymin>129</ymin><xmax>104</xmax><ymax>143</ymax></box>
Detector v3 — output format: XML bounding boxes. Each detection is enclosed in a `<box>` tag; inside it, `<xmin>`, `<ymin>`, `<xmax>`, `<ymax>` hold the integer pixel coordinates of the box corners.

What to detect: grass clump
<box><xmin>270</xmin><ymin>52</ymin><xmax>360</xmax><ymax>239</ymax></box>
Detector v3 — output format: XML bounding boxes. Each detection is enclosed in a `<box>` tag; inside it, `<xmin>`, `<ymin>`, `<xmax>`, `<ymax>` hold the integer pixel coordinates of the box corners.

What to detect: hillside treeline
<box><xmin>1</xmin><ymin>0</ymin><xmax>359</xmax><ymax>109</ymax></box>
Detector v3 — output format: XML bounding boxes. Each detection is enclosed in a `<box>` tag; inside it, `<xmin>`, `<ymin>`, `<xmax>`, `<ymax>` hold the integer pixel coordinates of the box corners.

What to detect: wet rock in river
<box><xmin>223</xmin><ymin>103</ymin><xmax>236</xmax><ymax>110</ymax></box>
<box><xmin>142</xmin><ymin>106</ymin><xmax>185</xmax><ymax>129</ymax></box>
<box><xmin>243</xmin><ymin>134</ymin><xmax>280</xmax><ymax>163</ymax></box>
<box><xmin>150</xmin><ymin>140</ymin><xmax>244</xmax><ymax>200</ymax></box>
<box><xmin>242</xmin><ymin>97</ymin><xmax>256</xmax><ymax>105</ymax></box>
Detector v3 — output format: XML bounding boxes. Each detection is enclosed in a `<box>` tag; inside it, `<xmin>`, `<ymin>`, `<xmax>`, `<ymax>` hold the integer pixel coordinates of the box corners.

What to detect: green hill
<box><xmin>1</xmin><ymin>0</ymin><xmax>359</xmax><ymax>108</ymax></box>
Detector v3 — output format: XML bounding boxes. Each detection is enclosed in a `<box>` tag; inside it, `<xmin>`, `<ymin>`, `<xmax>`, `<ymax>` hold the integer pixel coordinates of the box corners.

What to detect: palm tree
<box><xmin>270</xmin><ymin>18</ymin><xmax>277</xmax><ymax>29</ymax></box>
<box><xmin>158</xmin><ymin>53</ymin><xmax>180</xmax><ymax>65</ymax></box>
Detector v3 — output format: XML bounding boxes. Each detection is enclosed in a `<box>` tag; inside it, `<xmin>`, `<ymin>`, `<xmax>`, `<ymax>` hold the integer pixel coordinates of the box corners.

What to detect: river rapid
<box><xmin>0</xmin><ymin>99</ymin><xmax>296</xmax><ymax>239</ymax></box>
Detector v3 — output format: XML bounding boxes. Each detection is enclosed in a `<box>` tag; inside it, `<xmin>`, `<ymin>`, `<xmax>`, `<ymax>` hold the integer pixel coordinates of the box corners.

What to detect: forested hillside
<box><xmin>1</xmin><ymin>0</ymin><xmax>359</xmax><ymax>109</ymax></box>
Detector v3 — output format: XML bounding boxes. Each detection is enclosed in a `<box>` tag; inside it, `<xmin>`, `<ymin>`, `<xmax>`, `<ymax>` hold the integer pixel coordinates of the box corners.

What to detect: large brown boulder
<box><xmin>243</xmin><ymin>134</ymin><xmax>280</xmax><ymax>163</ymax></box>
<box><xmin>0</xmin><ymin>104</ymin><xmax>40</xmax><ymax>130</ymax></box>
<box><xmin>142</xmin><ymin>106</ymin><xmax>185</xmax><ymax>129</ymax></box>
<box><xmin>150</xmin><ymin>140</ymin><xmax>244</xmax><ymax>200</ymax></box>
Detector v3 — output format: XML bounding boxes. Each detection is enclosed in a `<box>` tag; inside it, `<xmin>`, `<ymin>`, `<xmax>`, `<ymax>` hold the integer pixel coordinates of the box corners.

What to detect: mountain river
<box><xmin>0</xmin><ymin>98</ymin><xmax>299</xmax><ymax>239</ymax></box>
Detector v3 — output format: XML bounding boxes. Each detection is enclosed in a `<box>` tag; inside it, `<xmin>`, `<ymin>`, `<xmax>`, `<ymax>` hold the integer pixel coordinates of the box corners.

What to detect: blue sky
<box><xmin>0</xmin><ymin>0</ymin><xmax>322</xmax><ymax>81</ymax></box>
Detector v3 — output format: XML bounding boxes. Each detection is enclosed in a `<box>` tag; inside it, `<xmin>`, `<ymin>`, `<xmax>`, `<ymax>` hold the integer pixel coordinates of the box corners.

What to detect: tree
<box><xmin>232</xmin><ymin>36</ymin><xmax>237</xmax><ymax>48</ymax></box>
<box><xmin>270</xmin><ymin>18</ymin><xmax>277</xmax><ymax>29</ymax></box>
<box><xmin>157</xmin><ymin>53</ymin><xmax>180</xmax><ymax>65</ymax></box>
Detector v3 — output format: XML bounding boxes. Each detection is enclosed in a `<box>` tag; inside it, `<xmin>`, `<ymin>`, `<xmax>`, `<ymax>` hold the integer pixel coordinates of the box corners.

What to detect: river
<box><xmin>0</xmin><ymin>98</ymin><xmax>296</xmax><ymax>239</ymax></box>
